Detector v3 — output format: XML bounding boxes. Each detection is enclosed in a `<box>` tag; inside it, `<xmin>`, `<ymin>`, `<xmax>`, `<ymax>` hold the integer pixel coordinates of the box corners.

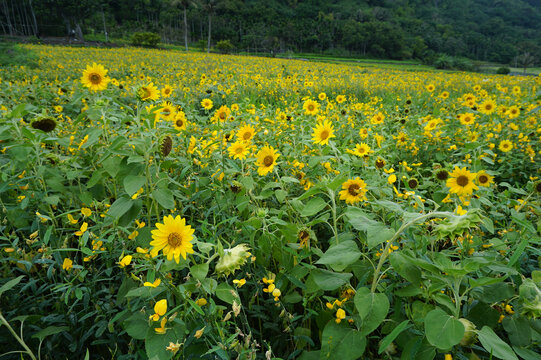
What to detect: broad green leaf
<box><xmin>216</xmin><ymin>282</ymin><xmax>237</xmax><ymax>304</ymax></box>
<box><xmin>320</xmin><ymin>321</ymin><xmax>366</xmax><ymax>360</ymax></box>
<box><xmin>345</xmin><ymin>207</ymin><xmax>394</xmax><ymax>248</ymax></box>
<box><xmin>315</xmin><ymin>240</ymin><xmax>361</xmax><ymax>272</ymax></box>
<box><xmin>424</xmin><ymin>309</ymin><xmax>464</xmax><ymax>349</ymax></box>
<box><xmin>124</xmin><ymin>175</ymin><xmax>146</xmax><ymax>196</ymax></box>
<box><xmin>145</xmin><ymin>321</ymin><xmax>186</xmax><ymax>360</ymax></box>
<box><xmin>389</xmin><ymin>252</ymin><xmax>421</xmax><ymax>285</ymax></box>
<box><xmin>190</xmin><ymin>263</ymin><xmax>209</xmax><ymax>282</ymax></box>
<box><xmin>301</xmin><ymin>197</ymin><xmax>327</xmax><ymax>217</ymax></box>
<box><xmin>503</xmin><ymin>316</ymin><xmax>531</xmax><ymax>347</ymax></box>
<box><xmin>152</xmin><ymin>188</ymin><xmax>175</xmax><ymax>210</ymax></box>
<box><xmin>124</xmin><ymin>312</ymin><xmax>149</xmax><ymax>340</ymax></box>
<box><xmin>478</xmin><ymin>326</ymin><xmax>518</xmax><ymax>360</ymax></box>
<box><xmin>512</xmin><ymin>346</ymin><xmax>541</xmax><ymax>360</ymax></box>
<box><xmin>312</xmin><ymin>269</ymin><xmax>352</xmax><ymax>291</ymax></box>
<box><xmin>107</xmin><ymin>196</ymin><xmax>133</xmax><ymax>219</ymax></box>
<box><xmin>354</xmin><ymin>287</ymin><xmax>389</xmax><ymax>335</ymax></box>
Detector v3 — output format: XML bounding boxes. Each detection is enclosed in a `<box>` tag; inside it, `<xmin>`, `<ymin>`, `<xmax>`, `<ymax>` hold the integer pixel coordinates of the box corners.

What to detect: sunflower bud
<box><xmin>160</xmin><ymin>135</ymin><xmax>173</xmax><ymax>157</ymax></box>
<box><xmin>215</xmin><ymin>244</ymin><xmax>251</xmax><ymax>276</ymax></box>
<box><xmin>459</xmin><ymin>318</ymin><xmax>477</xmax><ymax>346</ymax></box>
<box><xmin>31</xmin><ymin>116</ymin><xmax>57</xmax><ymax>133</ymax></box>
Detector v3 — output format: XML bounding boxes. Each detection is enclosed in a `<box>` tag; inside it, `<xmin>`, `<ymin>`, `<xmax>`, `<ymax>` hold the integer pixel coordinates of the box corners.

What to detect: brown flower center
<box><xmin>307</xmin><ymin>104</ymin><xmax>314</xmax><ymax>111</ymax></box>
<box><xmin>348</xmin><ymin>184</ymin><xmax>360</xmax><ymax>196</ymax></box>
<box><xmin>320</xmin><ymin>130</ymin><xmax>329</xmax><ymax>140</ymax></box>
<box><xmin>263</xmin><ymin>155</ymin><xmax>274</xmax><ymax>167</ymax></box>
<box><xmin>235</xmin><ymin>146</ymin><xmax>244</xmax><ymax>154</ymax></box>
<box><xmin>176</xmin><ymin>119</ymin><xmax>184</xmax><ymax>127</ymax></box>
<box><xmin>478</xmin><ymin>175</ymin><xmax>488</xmax><ymax>184</ymax></box>
<box><xmin>243</xmin><ymin>132</ymin><xmax>252</xmax><ymax>140</ymax></box>
<box><xmin>90</xmin><ymin>74</ymin><xmax>101</xmax><ymax>84</ymax></box>
<box><xmin>168</xmin><ymin>232</ymin><xmax>182</xmax><ymax>247</ymax></box>
<box><xmin>457</xmin><ymin>175</ymin><xmax>469</xmax><ymax>187</ymax></box>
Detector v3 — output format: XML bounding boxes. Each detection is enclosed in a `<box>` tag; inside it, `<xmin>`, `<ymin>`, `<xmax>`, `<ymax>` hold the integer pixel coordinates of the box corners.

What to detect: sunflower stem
<box><xmin>0</xmin><ymin>312</ymin><xmax>37</xmax><ymax>360</ymax></box>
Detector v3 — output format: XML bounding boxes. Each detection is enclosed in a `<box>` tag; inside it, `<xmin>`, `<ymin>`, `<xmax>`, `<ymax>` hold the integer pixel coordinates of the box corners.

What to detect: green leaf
<box><xmin>424</xmin><ymin>309</ymin><xmax>464</xmax><ymax>350</ymax></box>
<box><xmin>0</xmin><ymin>275</ymin><xmax>25</xmax><ymax>298</ymax></box>
<box><xmin>378</xmin><ymin>320</ymin><xmax>411</xmax><ymax>354</ymax></box>
<box><xmin>190</xmin><ymin>263</ymin><xmax>209</xmax><ymax>282</ymax></box>
<box><xmin>503</xmin><ymin>316</ymin><xmax>531</xmax><ymax>347</ymax></box>
<box><xmin>124</xmin><ymin>312</ymin><xmax>149</xmax><ymax>340</ymax></box>
<box><xmin>320</xmin><ymin>321</ymin><xmax>366</xmax><ymax>360</ymax></box>
<box><xmin>345</xmin><ymin>208</ymin><xmax>394</xmax><ymax>249</ymax></box>
<box><xmin>354</xmin><ymin>287</ymin><xmax>390</xmax><ymax>335</ymax></box>
<box><xmin>152</xmin><ymin>188</ymin><xmax>175</xmax><ymax>210</ymax></box>
<box><xmin>512</xmin><ymin>346</ymin><xmax>541</xmax><ymax>360</ymax></box>
<box><xmin>301</xmin><ymin>197</ymin><xmax>327</xmax><ymax>217</ymax></box>
<box><xmin>124</xmin><ymin>175</ymin><xmax>146</xmax><ymax>196</ymax></box>
<box><xmin>216</xmin><ymin>283</ymin><xmax>237</xmax><ymax>305</ymax></box>
<box><xmin>107</xmin><ymin>196</ymin><xmax>133</xmax><ymax>219</ymax></box>
<box><xmin>145</xmin><ymin>321</ymin><xmax>186</xmax><ymax>360</ymax></box>
<box><xmin>275</xmin><ymin>189</ymin><xmax>287</xmax><ymax>203</ymax></box>
<box><xmin>32</xmin><ymin>326</ymin><xmax>69</xmax><ymax>341</ymax></box>
<box><xmin>478</xmin><ymin>326</ymin><xmax>518</xmax><ymax>360</ymax></box>
<box><xmin>389</xmin><ymin>252</ymin><xmax>421</xmax><ymax>285</ymax></box>
<box><xmin>315</xmin><ymin>240</ymin><xmax>361</xmax><ymax>272</ymax></box>
<box><xmin>312</xmin><ymin>269</ymin><xmax>352</xmax><ymax>291</ymax></box>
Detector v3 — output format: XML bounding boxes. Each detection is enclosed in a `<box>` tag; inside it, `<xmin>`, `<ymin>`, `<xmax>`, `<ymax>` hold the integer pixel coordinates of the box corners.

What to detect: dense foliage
<box><xmin>1</xmin><ymin>0</ymin><xmax>540</xmax><ymax>63</ymax></box>
<box><xmin>0</xmin><ymin>45</ymin><xmax>540</xmax><ymax>359</ymax></box>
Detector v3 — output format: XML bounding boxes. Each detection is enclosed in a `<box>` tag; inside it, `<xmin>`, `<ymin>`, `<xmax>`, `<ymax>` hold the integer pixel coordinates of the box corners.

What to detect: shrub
<box><xmin>215</xmin><ymin>40</ymin><xmax>234</xmax><ymax>54</ymax></box>
<box><xmin>131</xmin><ymin>32</ymin><xmax>160</xmax><ymax>47</ymax></box>
<box><xmin>197</xmin><ymin>39</ymin><xmax>206</xmax><ymax>52</ymax></box>
<box><xmin>497</xmin><ymin>66</ymin><xmax>511</xmax><ymax>74</ymax></box>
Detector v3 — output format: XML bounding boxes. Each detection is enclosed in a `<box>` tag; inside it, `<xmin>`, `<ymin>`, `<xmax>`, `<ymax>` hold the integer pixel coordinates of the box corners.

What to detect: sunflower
<box><xmin>436</xmin><ymin>169</ymin><xmax>449</xmax><ymax>181</ymax></box>
<box><xmin>446</xmin><ymin>167</ymin><xmax>478</xmax><ymax>197</ymax></box>
<box><xmin>138</xmin><ymin>83</ymin><xmax>160</xmax><ymax>101</ymax></box>
<box><xmin>498</xmin><ymin>140</ymin><xmax>513</xmax><ymax>152</ymax></box>
<box><xmin>407</xmin><ymin>178</ymin><xmax>419</xmax><ymax>189</ymax></box>
<box><xmin>371</xmin><ymin>112</ymin><xmax>385</xmax><ymax>125</ymax></box>
<box><xmin>312</xmin><ymin>120</ymin><xmax>335</xmax><ymax>145</ymax></box>
<box><xmin>31</xmin><ymin>117</ymin><xmax>57</xmax><ymax>132</ymax></box>
<box><xmin>336</xmin><ymin>95</ymin><xmax>346</xmax><ymax>103</ymax></box>
<box><xmin>318</xmin><ymin>93</ymin><xmax>327</xmax><ymax>101</ymax></box>
<box><xmin>214</xmin><ymin>105</ymin><xmax>231</xmax><ymax>122</ymax></box>
<box><xmin>358</xmin><ymin>128</ymin><xmax>368</xmax><ymax>139</ymax></box>
<box><xmin>426</xmin><ymin>84</ymin><xmax>435</xmax><ymax>92</ymax></box>
<box><xmin>161</xmin><ymin>85</ymin><xmax>173</xmax><ymax>98</ymax></box>
<box><xmin>303</xmin><ymin>99</ymin><xmax>319</xmax><ymax>115</ymax></box>
<box><xmin>81</xmin><ymin>63</ymin><xmax>110</xmax><ymax>91</ymax></box>
<box><xmin>459</xmin><ymin>113</ymin><xmax>476</xmax><ymax>126</ymax></box>
<box><xmin>160</xmin><ymin>136</ymin><xmax>173</xmax><ymax>157</ymax></box>
<box><xmin>478</xmin><ymin>99</ymin><xmax>496</xmax><ymax>115</ymax></box>
<box><xmin>375</xmin><ymin>157</ymin><xmax>386</xmax><ymax>169</ymax></box>
<box><xmin>237</xmin><ymin>124</ymin><xmax>256</xmax><ymax>142</ymax></box>
<box><xmin>228</xmin><ymin>141</ymin><xmax>249</xmax><ymax>160</ymax></box>
<box><xmin>173</xmin><ymin>111</ymin><xmax>187</xmax><ymax>131</ymax></box>
<box><xmin>150</xmin><ymin>215</ymin><xmax>195</xmax><ymax>263</ymax></box>
<box><xmin>157</xmin><ymin>102</ymin><xmax>177</xmax><ymax>121</ymax></box>
<box><xmin>476</xmin><ymin>171</ymin><xmax>493</xmax><ymax>187</ymax></box>
<box><xmin>255</xmin><ymin>146</ymin><xmax>280</xmax><ymax>176</ymax></box>
<box><xmin>506</xmin><ymin>106</ymin><xmax>520</xmax><ymax>119</ymax></box>
<box><xmin>339</xmin><ymin>178</ymin><xmax>368</xmax><ymax>204</ymax></box>
<box><xmin>347</xmin><ymin>143</ymin><xmax>372</xmax><ymax>157</ymax></box>
<box><xmin>201</xmin><ymin>98</ymin><xmax>213</xmax><ymax>110</ymax></box>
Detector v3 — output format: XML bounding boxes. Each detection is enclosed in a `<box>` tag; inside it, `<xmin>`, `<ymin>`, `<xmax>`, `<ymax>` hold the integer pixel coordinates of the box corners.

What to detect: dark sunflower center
<box><xmin>320</xmin><ymin>130</ymin><xmax>329</xmax><ymax>140</ymax></box>
<box><xmin>90</xmin><ymin>74</ymin><xmax>101</xmax><ymax>84</ymax></box>
<box><xmin>141</xmin><ymin>88</ymin><xmax>151</xmax><ymax>99</ymax></box>
<box><xmin>163</xmin><ymin>109</ymin><xmax>171</xmax><ymax>116</ymax></box>
<box><xmin>479</xmin><ymin>175</ymin><xmax>488</xmax><ymax>183</ymax></box>
<box><xmin>176</xmin><ymin>119</ymin><xmax>184</xmax><ymax>127</ymax></box>
<box><xmin>167</xmin><ymin>232</ymin><xmax>182</xmax><ymax>247</ymax></box>
<box><xmin>348</xmin><ymin>184</ymin><xmax>360</xmax><ymax>196</ymax></box>
<box><xmin>457</xmin><ymin>175</ymin><xmax>469</xmax><ymax>187</ymax></box>
<box><xmin>219</xmin><ymin>112</ymin><xmax>226</xmax><ymax>119</ymax></box>
<box><xmin>376</xmin><ymin>160</ymin><xmax>384</xmax><ymax>168</ymax></box>
<box><xmin>485</xmin><ymin>104</ymin><xmax>492</xmax><ymax>110</ymax></box>
<box><xmin>308</xmin><ymin>104</ymin><xmax>314</xmax><ymax>111</ymax></box>
<box><xmin>535</xmin><ymin>182</ymin><xmax>541</xmax><ymax>193</ymax></box>
<box><xmin>263</xmin><ymin>155</ymin><xmax>274</xmax><ymax>167</ymax></box>
<box><xmin>235</xmin><ymin>146</ymin><xmax>244</xmax><ymax>154</ymax></box>
<box><xmin>437</xmin><ymin>170</ymin><xmax>448</xmax><ymax>180</ymax></box>
<box><xmin>243</xmin><ymin>132</ymin><xmax>251</xmax><ymax>140</ymax></box>
<box><xmin>298</xmin><ymin>230</ymin><xmax>309</xmax><ymax>241</ymax></box>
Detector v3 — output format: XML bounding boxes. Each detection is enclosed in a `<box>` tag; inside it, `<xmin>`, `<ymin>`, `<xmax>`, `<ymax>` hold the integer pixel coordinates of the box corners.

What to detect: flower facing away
<box><xmin>255</xmin><ymin>146</ymin><xmax>280</xmax><ymax>176</ymax></box>
<box><xmin>215</xmin><ymin>244</ymin><xmax>251</xmax><ymax>276</ymax></box>
<box><xmin>339</xmin><ymin>178</ymin><xmax>368</xmax><ymax>204</ymax></box>
<box><xmin>446</xmin><ymin>167</ymin><xmax>478</xmax><ymax>197</ymax></box>
<box><xmin>81</xmin><ymin>63</ymin><xmax>110</xmax><ymax>91</ymax></box>
<box><xmin>312</xmin><ymin>120</ymin><xmax>335</xmax><ymax>145</ymax></box>
<box><xmin>150</xmin><ymin>215</ymin><xmax>195</xmax><ymax>264</ymax></box>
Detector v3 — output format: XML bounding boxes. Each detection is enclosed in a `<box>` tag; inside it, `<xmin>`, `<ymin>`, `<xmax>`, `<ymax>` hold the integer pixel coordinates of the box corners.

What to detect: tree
<box><xmin>515</xmin><ymin>52</ymin><xmax>536</xmax><ymax>73</ymax></box>
<box><xmin>198</xmin><ymin>0</ymin><xmax>218</xmax><ymax>53</ymax></box>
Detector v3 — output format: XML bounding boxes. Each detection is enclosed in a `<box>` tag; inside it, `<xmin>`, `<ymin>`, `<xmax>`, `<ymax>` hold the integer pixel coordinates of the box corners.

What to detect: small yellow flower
<box><xmin>166</xmin><ymin>341</ymin><xmax>181</xmax><ymax>353</ymax></box>
<box><xmin>272</xmin><ymin>288</ymin><xmax>281</xmax><ymax>301</ymax></box>
<box><xmin>195</xmin><ymin>298</ymin><xmax>208</xmax><ymax>307</ymax></box>
<box><xmin>62</xmin><ymin>258</ymin><xmax>73</xmax><ymax>271</ymax></box>
<box><xmin>67</xmin><ymin>213</ymin><xmax>78</xmax><ymax>224</ymax></box>
<box><xmin>233</xmin><ymin>279</ymin><xmax>246</xmax><ymax>287</ymax></box>
<box><xmin>444</xmin><ymin>355</ymin><xmax>453</xmax><ymax>360</ymax></box>
<box><xmin>155</xmin><ymin>317</ymin><xmax>167</xmax><ymax>334</ymax></box>
<box><xmin>335</xmin><ymin>308</ymin><xmax>346</xmax><ymax>324</ymax></box>
<box><xmin>388</xmin><ymin>174</ymin><xmax>397</xmax><ymax>184</ymax></box>
<box><xmin>194</xmin><ymin>327</ymin><xmax>205</xmax><ymax>339</ymax></box>
<box><xmin>144</xmin><ymin>278</ymin><xmax>161</xmax><ymax>288</ymax></box>
<box><xmin>118</xmin><ymin>255</ymin><xmax>132</xmax><ymax>268</ymax></box>
<box><xmin>75</xmin><ymin>222</ymin><xmax>88</xmax><ymax>236</ymax></box>
<box><xmin>81</xmin><ymin>207</ymin><xmax>92</xmax><ymax>217</ymax></box>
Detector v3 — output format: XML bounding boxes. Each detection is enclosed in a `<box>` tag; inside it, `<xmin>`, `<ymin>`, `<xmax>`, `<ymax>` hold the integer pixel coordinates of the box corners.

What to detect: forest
<box><xmin>1</xmin><ymin>0</ymin><xmax>540</xmax><ymax>64</ymax></box>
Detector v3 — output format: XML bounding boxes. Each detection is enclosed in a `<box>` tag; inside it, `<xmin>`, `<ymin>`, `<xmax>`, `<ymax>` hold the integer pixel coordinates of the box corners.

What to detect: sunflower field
<box><xmin>0</xmin><ymin>44</ymin><xmax>540</xmax><ymax>360</ymax></box>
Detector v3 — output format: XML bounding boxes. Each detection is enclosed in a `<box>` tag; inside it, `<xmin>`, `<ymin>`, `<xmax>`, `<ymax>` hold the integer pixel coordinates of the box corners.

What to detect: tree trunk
<box><xmin>29</xmin><ymin>0</ymin><xmax>38</xmax><ymax>37</ymax></box>
<box><xmin>101</xmin><ymin>9</ymin><xmax>108</xmax><ymax>42</ymax></box>
<box><xmin>183</xmin><ymin>4</ymin><xmax>188</xmax><ymax>51</ymax></box>
<box><xmin>207</xmin><ymin>12</ymin><xmax>211</xmax><ymax>53</ymax></box>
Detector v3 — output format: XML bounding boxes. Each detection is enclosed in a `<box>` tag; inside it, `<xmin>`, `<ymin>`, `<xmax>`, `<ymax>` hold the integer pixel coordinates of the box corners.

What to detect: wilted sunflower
<box><xmin>312</xmin><ymin>120</ymin><xmax>335</xmax><ymax>145</ymax></box>
<box><xmin>255</xmin><ymin>146</ymin><xmax>280</xmax><ymax>176</ymax></box>
<box><xmin>160</xmin><ymin>136</ymin><xmax>173</xmax><ymax>157</ymax></box>
<box><xmin>436</xmin><ymin>169</ymin><xmax>449</xmax><ymax>181</ymax></box>
<box><xmin>81</xmin><ymin>63</ymin><xmax>110</xmax><ymax>91</ymax></box>
<box><xmin>303</xmin><ymin>99</ymin><xmax>319</xmax><ymax>115</ymax></box>
<box><xmin>476</xmin><ymin>171</ymin><xmax>493</xmax><ymax>187</ymax></box>
<box><xmin>446</xmin><ymin>167</ymin><xmax>478</xmax><ymax>197</ymax></box>
<box><xmin>138</xmin><ymin>83</ymin><xmax>160</xmax><ymax>101</ymax></box>
<box><xmin>339</xmin><ymin>178</ymin><xmax>368</xmax><ymax>204</ymax></box>
<box><xmin>534</xmin><ymin>181</ymin><xmax>541</xmax><ymax>193</ymax></box>
<box><xmin>150</xmin><ymin>215</ymin><xmax>195</xmax><ymax>263</ymax></box>
<box><xmin>228</xmin><ymin>141</ymin><xmax>249</xmax><ymax>160</ymax></box>
<box><xmin>407</xmin><ymin>178</ymin><xmax>419</xmax><ymax>189</ymax></box>
<box><xmin>375</xmin><ymin>158</ymin><xmax>386</xmax><ymax>169</ymax></box>
<box><xmin>31</xmin><ymin>117</ymin><xmax>57</xmax><ymax>132</ymax></box>
<box><xmin>237</xmin><ymin>124</ymin><xmax>256</xmax><ymax>142</ymax></box>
